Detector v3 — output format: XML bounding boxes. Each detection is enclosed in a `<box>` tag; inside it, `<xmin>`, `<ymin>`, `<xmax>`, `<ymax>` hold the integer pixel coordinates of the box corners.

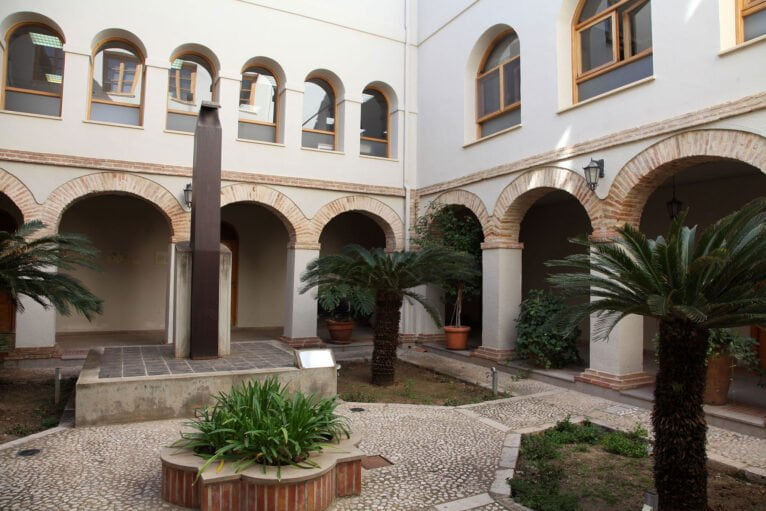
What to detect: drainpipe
<box><xmin>402</xmin><ymin>0</ymin><xmax>411</xmax><ymax>252</ymax></box>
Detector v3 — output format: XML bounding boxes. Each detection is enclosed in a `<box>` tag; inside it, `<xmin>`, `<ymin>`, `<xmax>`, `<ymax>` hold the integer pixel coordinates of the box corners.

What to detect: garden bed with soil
<box><xmin>0</xmin><ymin>369</ymin><xmax>74</xmax><ymax>443</ymax></box>
<box><xmin>337</xmin><ymin>360</ymin><xmax>508</xmax><ymax>405</ymax></box>
<box><xmin>511</xmin><ymin>419</ymin><xmax>766</xmax><ymax>511</ymax></box>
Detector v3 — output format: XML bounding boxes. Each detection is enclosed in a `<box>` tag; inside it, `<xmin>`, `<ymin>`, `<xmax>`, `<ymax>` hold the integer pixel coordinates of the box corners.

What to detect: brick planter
<box><xmin>161</xmin><ymin>436</ymin><xmax>363</xmax><ymax>511</ymax></box>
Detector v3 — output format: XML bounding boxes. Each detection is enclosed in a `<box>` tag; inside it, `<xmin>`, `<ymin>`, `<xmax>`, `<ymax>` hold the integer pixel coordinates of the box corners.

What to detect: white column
<box><xmin>61</xmin><ymin>50</ymin><xmax>90</xmax><ymax>122</ymax></box>
<box><xmin>164</xmin><ymin>242</ymin><xmax>176</xmax><ymax>344</ymax></box>
<box><xmin>577</xmin><ymin>267</ymin><xmax>652</xmax><ymax>389</ymax></box>
<box><xmin>143</xmin><ymin>63</ymin><xmax>170</xmax><ymax>133</ymax></box>
<box><xmin>15</xmin><ymin>297</ymin><xmax>56</xmax><ymax>349</ymax></box>
<box><xmin>340</xmin><ymin>99</ymin><xmax>360</xmax><ymax>155</ymax></box>
<box><xmin>476</xmin><ymin>244</ymin><xmax>523</xmax><ymax>361</ymax></box>
<box><xmin>217</xmin><ymin>75</ymin><xmax>240</xmax><ymax>142</ymax></box>
<box><xmin>399</xmin><ymin>284</ymin><xmax>444</xmax><ymax>342</ymax></box>
<box><xmin>282</xmin><ymin>246</ymin><xmax>321</xmax><ymax>347</ymax></box>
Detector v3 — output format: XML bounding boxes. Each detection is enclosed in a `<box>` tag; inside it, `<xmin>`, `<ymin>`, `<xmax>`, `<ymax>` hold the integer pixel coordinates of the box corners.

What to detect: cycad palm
<box><xmin>0</xmin><ymin>221</ymin><xmax>102</xmax><ymax>320</ymax></box>
<box><xmin>300</xmin><ymin>244</ymin><xmax>477</xmax><ymax>385</ymax></box>
<box><xmin>547</xmin><ymin>198</ymin><xmax>766</xmax><ymax>511</ymax></box>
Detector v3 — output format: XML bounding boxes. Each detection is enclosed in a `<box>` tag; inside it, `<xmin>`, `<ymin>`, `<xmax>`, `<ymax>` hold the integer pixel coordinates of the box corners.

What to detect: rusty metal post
<box><xmin>189</xmin><ymin>102</ymin><xmax>222</xmax><ymax>359</ymax></box>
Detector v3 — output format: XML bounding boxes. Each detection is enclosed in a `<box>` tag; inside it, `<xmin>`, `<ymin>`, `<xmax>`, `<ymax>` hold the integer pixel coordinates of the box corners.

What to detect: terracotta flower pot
<box><xmin>444</xmin><ymin>325</ymin><xmax>470</xmax><ymax>350</ymax></box>
<box><xmin>326</xmin><ymin>319</ymin><xmax>353</xmax><ymax>344</ymax></box>
<box><xmin>704</xmin><ymin>354</ymin><xmax>733</xmax><ymax>406</ymax></box>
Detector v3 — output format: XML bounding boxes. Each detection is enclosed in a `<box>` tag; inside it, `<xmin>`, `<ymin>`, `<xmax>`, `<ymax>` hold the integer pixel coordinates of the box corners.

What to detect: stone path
<box><xmin>1</xmin><ymin>348</ymin><xmax>764</xmax><ymax>510</ymax></box>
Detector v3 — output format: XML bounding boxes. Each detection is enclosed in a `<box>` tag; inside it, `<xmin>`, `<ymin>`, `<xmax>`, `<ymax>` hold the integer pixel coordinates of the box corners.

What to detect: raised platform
<box><xmin>76</xmin><ymin>341</ymin><xmax>337</xmax><ymax>427</ymax></box>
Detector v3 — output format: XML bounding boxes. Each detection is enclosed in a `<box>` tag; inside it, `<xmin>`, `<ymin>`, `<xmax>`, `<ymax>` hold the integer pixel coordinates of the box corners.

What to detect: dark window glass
<box><xmin>302</xmin><ymin>79</ymin><xmax>335</xmax><ymax>133</ymax></box>
<box><xmin>744</xmin><ymin>8</ymin><xmax>766</xmax><ymax>41</ymax></box>
<box><xmin>90</xmin><ymin>41</ymin><xmax>143</xmax><ymax>125</ymax></box>
<box><xmin>477</xmin><ymin>69</ymin><xmax>501</xmax><ymax>118</ymax></box>
<box><xmin>5</xmin><ymin>25</ymin><xmax>64</xmax><ymax>115</ymax></box>
<box><xmin>360</xmin><ymin>89</ymin><xmax>388</xmax><ymax>141</ymax></box>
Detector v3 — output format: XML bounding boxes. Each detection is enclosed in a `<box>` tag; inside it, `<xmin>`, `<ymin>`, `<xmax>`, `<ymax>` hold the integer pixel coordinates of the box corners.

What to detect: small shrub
<box><xmin>549</xmin><ymin>417</ymin><xmax>603</xmax><ymax>445</ymax></box>
<box><xmin>173</xmin><ymin>378</ymin><xmax>350</xmax><ymax>477</ymax></box>
<box><xmin>510</xmin><ymin>464</ymin><xmax>579</xmax><ymax>511</ymax></box>
<box><xmin>41</xmin><ymin>416</ymin><xmax>59</xmax><ymax>428</ymax></box>
<box><xmin>600</xmin><ymin>426</ymin><xmax>649</xmax><ymax>458</ymax></box>
<box><xmin>523</xmin><ymin>433</ymin><xmax>561</xmax><ymax>461</ymax></box>
<box><xmin>515</xmin><ymin>290</ymin><xmax>581</xmax><ymax>369</ymax></box>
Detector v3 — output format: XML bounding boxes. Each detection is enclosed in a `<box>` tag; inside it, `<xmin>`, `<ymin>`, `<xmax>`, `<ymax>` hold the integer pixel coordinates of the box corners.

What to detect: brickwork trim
<box><xmin>41</xmin><ymin>172</ymin><xmax>190</xmax><ymax>242</ymax></box>
<box><xmin>490</xmin><ymin>166</ymin><xmax>600</xmax><ymax>243</ymax></box>
<box><xmin>0</xmin><ymin>148</ymin><xmax>405</xmax><ymax>197</ymax></box>
<box><xmin>0</xmin><ymin>167</ymin><xmax>40</xmax><ymax>222</ymax></box>
<box><xmin>220</xmin><ymin>184</ymin><xmax>311</xmax><ymax>244</ymax></box>
<box><xmin>425</xmin><ymin>189</ymin><xmax>491</xmax><ymax>239</ymax></box>
<box><xmin>605</xmin><ymin>129</ymin><xmax>766</xmax><ymax>229</ymax></box>
<box><xmin>309</xmin><ymin>195</ymin><xmax>404</xmax><ymax>251</ymax></box>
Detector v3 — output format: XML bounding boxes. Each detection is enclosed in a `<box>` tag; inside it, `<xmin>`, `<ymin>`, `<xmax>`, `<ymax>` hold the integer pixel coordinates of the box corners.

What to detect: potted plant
<box><xmin>412</xmin><ymin>203</ymin><xmax>483</xmax><ymax>350</ymax></box>
<box><xmin>704</xmin><ymin>328</ymin><xmax>759</xmax><ymax>405</ymax></box>
<box><xmin>317</xmin><ymin>282</ymin><xmax>373</xmax><ymax>344</ymax></box>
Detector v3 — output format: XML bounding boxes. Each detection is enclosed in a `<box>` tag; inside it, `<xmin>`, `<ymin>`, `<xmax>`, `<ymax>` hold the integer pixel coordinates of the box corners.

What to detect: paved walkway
<box><xmin>0</xmin><ymin>348</ymin><xmax>764</xmax><ymax>510</ymax></box>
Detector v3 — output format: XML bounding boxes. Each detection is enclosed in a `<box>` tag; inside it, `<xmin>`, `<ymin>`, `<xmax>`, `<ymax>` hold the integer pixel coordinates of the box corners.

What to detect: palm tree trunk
<box><xmin>371</xmin><ymin>292</ymin><xmax>402</xmax><ymax>386</ymax></box>
<box><xmin>654</xmin><ymin>319</ymin><xmax>709</xmax><ymax>511</ymax></box>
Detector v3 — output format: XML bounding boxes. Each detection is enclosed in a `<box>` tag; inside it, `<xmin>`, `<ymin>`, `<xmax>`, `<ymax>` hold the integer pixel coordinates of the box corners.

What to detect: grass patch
<box><xmin>0</xmin><ymin>374</ymin><xmax>75</xmax><ymax>442</ymax></box>
<box><xmin>337</xmin><ymin>360</ymin><xmax>509</xmax><ymax>406</ymax></box>
<box><xmin>511</xmin><ymin>417</ymin><xmax>766</xmax><ymax>511</ymax></box>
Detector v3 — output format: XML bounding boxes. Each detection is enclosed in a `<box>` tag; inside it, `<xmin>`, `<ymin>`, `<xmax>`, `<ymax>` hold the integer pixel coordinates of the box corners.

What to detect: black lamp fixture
<box><xmin>183</xmin><ymin>183</ymin><xmax>193</xmax><ymax>209</ymax></box>
<box><xmin>583</xmin><ymin>158</ymin><xmax>605</xmax><ymax>191</ymax></box>
<box><xmin>666</xmin><ymin>176</ymin><xmax>683</xmax><ymax>220</ymax></box>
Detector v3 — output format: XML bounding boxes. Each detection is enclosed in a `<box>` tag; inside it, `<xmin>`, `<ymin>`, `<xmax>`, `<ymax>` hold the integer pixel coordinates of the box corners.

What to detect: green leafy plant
<box><xmin>600</xmin><ymin>424</ymin><xmax>649</xmax><ymax>459</ymax></box>
<box><xmin>411</xmin><ymin>203</ymin><xmax>483</xmax><ymax>327</ymax></box>
<box><xmin>515</xmin><ymin>290</ymin><xmax>581</xmax><ymax>368</ymax></box>
<box><xmin>708</xmin><ymin>328</ymin><xmax>760</xmax><ymax>370</ymax></box>
<box><xmin>172</xmin><ymin>378</ymin><xmax>350</xmax><ymax>478</ymax></box>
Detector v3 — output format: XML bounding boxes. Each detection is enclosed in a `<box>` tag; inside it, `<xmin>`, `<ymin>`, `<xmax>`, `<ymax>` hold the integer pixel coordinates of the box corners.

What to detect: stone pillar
<box><xmin>399</xmin><ymin>284</ymin><xmax>444</xmax><ymax>343</ymax></box>
<box><xmin>164</xmin><ymin>242</ymin><xmax>176</xmax><ymax>344</ymax></box>
<box><xmin>280</xmin><ymin>245</ymin><xmax>322</xmax><ymax>348</ymax></box>
<box><xmin>475</xmin><ymin>241</ymin><xmax>523</xmax><ymax>361</ymax></box>
<box><xmin>576</xmin><ymin>236</ymin><xmax>653</xmax><ymax>390</ymax></box>
<box><xmin>173</xmin><ymin>242</ymin><xmax>231</xmax><ymax>358</ymax></box>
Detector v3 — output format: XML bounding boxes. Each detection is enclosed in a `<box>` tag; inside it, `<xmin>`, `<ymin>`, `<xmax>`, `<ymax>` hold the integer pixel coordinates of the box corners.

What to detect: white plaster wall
<box><xmin>416</xmin><ymin>0</ymin><xmax>766</xmax><ymax>188</ymax></box>
<box><xmin>221</xmin><ymin>203</ymin><xmax>288</xmax><ymax>328</ymax></box>
<box><xmin>57</xmin><ymin>195</ymin><xmax>171</xmax><ymax>332</ymax></box>
<box><xmin>0</xmin><ymin>0</ymin><xmax>408</xmax><ymax>188</ymax></box>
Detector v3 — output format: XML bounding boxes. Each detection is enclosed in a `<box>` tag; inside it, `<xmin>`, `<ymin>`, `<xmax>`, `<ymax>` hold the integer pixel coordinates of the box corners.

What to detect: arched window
<box><xmin>166</xmin><ymin>53</ymin><xmax>215</xmax><ymax>133</ymax></box>
<box><xmin>360</xmin><ymin>88</ymin><xmax>389</xmax><ymax>157</ymax></box>
<box><xmin>739</xmin><ymin>0</ymin><xmax>766</xmax><ymax>42</ymax></box>
<box><xmin>477</xmin><ymin>31</ymin><xmax>520</xmax><ymax>138</ymax></box>
<box><xmin>302</xmin><ymin>78</ymin><xmax>336</xmax><ymax>151</ymax></box>
<box><xmin>574</xmin><ymin>0</ymin><xmax>653</xmax><ymax>102</ymax></box>
<box><xmin>3</xmin><ymin>23</ymin><xmax>65</xmax><ymax>116</ymax></box>
<box><xmin>89</xmin><ymin>39</ymin><xmax>144</xmax><ymax>125</ymax></box>
<box><xmin>238</xmin><ymin>66</ymin><xmax>278</xmax><ymax>143</ymax></box>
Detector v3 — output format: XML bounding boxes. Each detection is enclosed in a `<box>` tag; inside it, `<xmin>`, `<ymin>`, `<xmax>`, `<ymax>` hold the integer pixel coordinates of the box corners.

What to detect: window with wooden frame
<box><xmin>89</xmin><ymin>40</ymin><xmax>144</xmax><ymax>126</ymax></box>
<box><xmin>3</xmin><ymin>23</ymin><xmax>65</xmax><ymax>117</ymax></box>
<box><xmin>102</xmin><ymin>51</ymin><xmax>140</xmax><ymax>95</ymax></box>
<box><xmin>360</xmin><ymin>88</ymin><xmax>389</xmax><ymax>157</ymax></box>
<box><xmin>302</xmin><ymin>78</ymin><xmax>336</xmax><ymax>151</ymax></box>
<box><xmin>476</xmin><ymin>30</ymin><xmax>521</xmax><ymax>138</ymax></box>
<box><xmin>739</xmin><ymin>0</ymin><xmax>766</xmax><ymax>42</ymax></box>
<box><xmin>166</xmin><ymin>54</ymin><xmax>215</xmax><ymax>133</ymax></box>
<box><xmin>573</xmin><ymin>0</ymin><xmax>653</xmax><ymax>102</ymax></box>
<box><xmin>238</xmin><ymin>66</ymin><xmax>278</xmax><ymax>143</ymax></box>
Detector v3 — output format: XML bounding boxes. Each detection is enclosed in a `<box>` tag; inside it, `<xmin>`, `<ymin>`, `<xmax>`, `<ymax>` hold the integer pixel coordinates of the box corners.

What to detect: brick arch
<box><xmin>490</xmin><ymin>167</ymin><xmax>599</xmax><ymax>244</ymax></box>
<box><xmin>606</xmin><ymin>129</ymin><xmax>766</xmax><ymax>229</ymax></box>
<box><xmin>310</xmin><ymin>196</ymin><xmax>404</xmax><ymax>251</ymax></box>
<box><xmin>429</xmin><ymin>189</ymin><xmax>491</xmax><ymax>238</ymax></box>
<box><xmin>0</xmin><ymin>167</ymin><xmax>40</xmax><ymax>222</ymax></box>
<box><xmin>220</xmin><ymin>184</ymin><xmax>311</xmax><ymax>246</ymax></box>
<box><xmin>41</xmin><ymin>173</ymin><xmax>189</xmax><ymax>241</ymax></box>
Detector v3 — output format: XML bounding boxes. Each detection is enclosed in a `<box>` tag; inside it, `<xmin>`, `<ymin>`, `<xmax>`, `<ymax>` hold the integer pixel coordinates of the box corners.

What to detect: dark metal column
<box><xmin>189</xmin><ymin>102</ymin><xmax>222</xmax><ymax>359</ymax></box>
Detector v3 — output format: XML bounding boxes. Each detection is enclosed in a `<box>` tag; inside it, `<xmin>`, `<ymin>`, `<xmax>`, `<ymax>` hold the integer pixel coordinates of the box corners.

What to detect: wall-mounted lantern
<box><xmin>666</xmin><ymin>176</ymin><xmax>683</xmax><ymax>220</ymax></box>
<box><xmin>183</xmin><ymin>183</ymin><xmax>193</xmax><ymax>209</ymax></box>
<box><xmin>583</xmin><ymin>159</ymin><xmax>605</xmax><ymax>191</ymax></box>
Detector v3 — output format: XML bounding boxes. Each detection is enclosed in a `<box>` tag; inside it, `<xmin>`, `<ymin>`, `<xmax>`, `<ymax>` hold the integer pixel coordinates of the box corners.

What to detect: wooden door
<box><xmin>750</xmin><ymin>325</ymin><xmax>766</xmax><ymax>369</ymax></box>
<box><xmin>221</xmin><ymin>222</ymin><xmax>239</xmax><ymax>326</ymax></box>
<box><xmin>0</xmin><ymin>210</ymin><xmax>17</xmax><ymax>348</ymax></box>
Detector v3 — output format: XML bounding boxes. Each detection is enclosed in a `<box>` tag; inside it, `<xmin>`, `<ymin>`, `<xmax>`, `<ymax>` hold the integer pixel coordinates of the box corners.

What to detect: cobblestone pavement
<box><xmin>1</xmin><ymin>349</ymin><xmax>764</xmax><ymax>510</ymax></box>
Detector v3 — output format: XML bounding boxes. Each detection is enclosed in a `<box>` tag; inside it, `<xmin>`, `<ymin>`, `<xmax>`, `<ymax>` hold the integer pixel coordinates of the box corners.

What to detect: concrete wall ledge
<box><xmin>75</xmin><ymin>348</ymin><xmax>336</xmax><ymax>427</ymax></box>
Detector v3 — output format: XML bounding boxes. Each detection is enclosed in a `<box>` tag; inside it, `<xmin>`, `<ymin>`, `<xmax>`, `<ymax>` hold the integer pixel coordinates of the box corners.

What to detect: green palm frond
<box><xmin>0</xmin><ymin>221</ymin><xmax>103</xmax><ymax>319</ymax></box>
<box><xmin>547</xmin><ymin>198</ymin><xmax>766</xmax><ymax>340</ymax></box>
